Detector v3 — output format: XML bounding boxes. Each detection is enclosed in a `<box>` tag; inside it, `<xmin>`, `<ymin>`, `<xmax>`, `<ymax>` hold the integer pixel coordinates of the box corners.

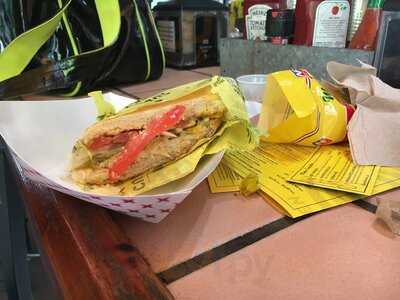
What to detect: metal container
<box><xmin>154</xmin><ymin>0</ymin><xmax>228</xmax><ymax>68</ymax></box>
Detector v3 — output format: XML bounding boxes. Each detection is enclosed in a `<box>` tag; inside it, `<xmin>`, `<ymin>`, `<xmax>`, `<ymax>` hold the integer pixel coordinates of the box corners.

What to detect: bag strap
<box><xmin>0</xmin><ymin>0</ymin><xmax>71</xmax><ymax>82</ymax></box>
<box><xmin>95</xmin><ymin>0</ymin><xmax>121</xmax><ymax>47</ymax></box>
<box><xmin>60</xmin><ymin>0</ymin><xmax>122</xmax><ymax>96</ymax></box>
<box><xmin>0</xmin><ymin>0</ymin><xmax>121</xmax><ymax>83</ymax></box>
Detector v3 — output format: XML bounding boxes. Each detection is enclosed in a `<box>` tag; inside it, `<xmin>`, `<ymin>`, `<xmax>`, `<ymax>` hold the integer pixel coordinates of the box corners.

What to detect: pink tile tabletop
<box><xmin>114</xmin><ymin>182</ymin><xmax>282</xmax><ymax>273</ymax></box>
<box><xmin>115</xmin><ymin>68</ymin><xmax>210</xmax><ymax>97</ymax></box>
<box><xmin>364</xmin><ymin>188</ymin><xmax>400</xmax><ymax>207</ymax></box>
<box><xmin>169</xmin><ymin>204</ymin><xmax>400</xmax><ymax>300</ymax></box>
<box><xmin>191</xmin><ymin>67</ymin><xmax>221</xmax><ymax>76</ymax></box>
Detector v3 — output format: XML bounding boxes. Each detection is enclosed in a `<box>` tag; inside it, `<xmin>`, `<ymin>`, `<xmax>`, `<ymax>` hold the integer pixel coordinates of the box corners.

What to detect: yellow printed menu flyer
<box><xmin>208</xmin><ymin>163</ymin><xmax>241</xmax><ymax>193</ymax></box>
<box><xmin>373</xmin><ymin>167</ymin><xmax>400</xmax><ymax>194</ymax></box>
<box><xmin>223</xmin><ymin>142</ymin><xmax>360</xmax><ymax>217</ymax></box>
<box><xmin>289</xmin><ymin>145</ymin><xmax>380</xmax><ymax>195</ymax></box>
<box><xmin>218</xmin><ymin>142</ymin><xmax>400</xmax><ymax>218</ymax></box>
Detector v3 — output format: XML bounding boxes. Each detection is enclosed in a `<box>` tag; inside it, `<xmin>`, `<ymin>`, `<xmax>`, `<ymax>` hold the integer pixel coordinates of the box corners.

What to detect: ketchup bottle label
<box><xmin>312</xmin><ymin>0</ymin><xmax>350</xmax><ymax>48</ymax></box>
<box><xmin>246</xmin><ymin>4</ymin><xmax>272</xmax><ymax>40</ymax></box>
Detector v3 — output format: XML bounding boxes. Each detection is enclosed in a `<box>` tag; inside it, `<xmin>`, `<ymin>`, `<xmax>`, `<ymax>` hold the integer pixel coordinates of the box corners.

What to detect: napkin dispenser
<box><xmin>154</xmin><ymin>0</ymin><xmax>228</xmax><ymax>68</ymax></box>
<box><xmin>374</xmin><ymin>0</ymin><xmax>400</xmax><ymax>88</ymax></box>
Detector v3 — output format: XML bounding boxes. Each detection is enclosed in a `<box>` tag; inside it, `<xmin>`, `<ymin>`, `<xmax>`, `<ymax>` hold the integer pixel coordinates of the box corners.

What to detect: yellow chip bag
<box><xmin>258</xmin><ymin>69</ymin><xmax>355</xmax><ymax>146</ymax></box>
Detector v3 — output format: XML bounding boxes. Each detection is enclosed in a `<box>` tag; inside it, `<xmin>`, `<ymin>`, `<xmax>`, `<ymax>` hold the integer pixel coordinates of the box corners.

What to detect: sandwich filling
<box><xmin>70</xmin><ymin>96</ymin><xmax>226</xmax><ymax>185</ymax></box>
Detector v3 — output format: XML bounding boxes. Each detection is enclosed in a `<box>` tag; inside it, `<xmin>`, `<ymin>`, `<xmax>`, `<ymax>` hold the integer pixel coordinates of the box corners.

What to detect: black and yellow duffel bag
<box><xmin>0</xmin><ymin>0</ymin><xmax>165</xmax><ymax>98</ymax></box>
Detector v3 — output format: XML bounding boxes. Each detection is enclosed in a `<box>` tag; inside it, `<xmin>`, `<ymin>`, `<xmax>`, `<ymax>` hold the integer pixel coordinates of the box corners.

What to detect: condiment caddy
<box><xmin>233</xmin><ymin>0</ymin><xmax>387</xmax><ymax>50</ymax></box>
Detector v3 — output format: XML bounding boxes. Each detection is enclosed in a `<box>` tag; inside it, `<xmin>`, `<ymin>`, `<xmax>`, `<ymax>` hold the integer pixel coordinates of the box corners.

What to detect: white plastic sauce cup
<box><xmin>236</xmin><ymin>74</ymin><xmax>267</xmax><ymax>103</ymax></box>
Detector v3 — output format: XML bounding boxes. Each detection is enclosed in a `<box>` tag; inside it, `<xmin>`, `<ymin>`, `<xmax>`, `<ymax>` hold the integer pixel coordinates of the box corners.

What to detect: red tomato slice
<box><xmin>88</xmin><ymin>136</ymin><xmax>114</xmax><ymax>150</ymax></box>
<box><xmin>112</xmin><ymin>132</ymin><xmax>131</xmax><ymax>145</ymax></box>
<box><xmin>108</xmin><ymin>105</ymin><xmax>186</xmax><ymax>182</ymax></box>
<box><xmin>88</xmin><ymin>132</ymin><xmax>132</xmax><ymax>151</ymax></box>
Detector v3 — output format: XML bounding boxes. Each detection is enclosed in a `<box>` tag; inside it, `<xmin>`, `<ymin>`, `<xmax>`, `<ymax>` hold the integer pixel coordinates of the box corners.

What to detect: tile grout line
<box><xmin>158</xmin><ymin>199</ymin><xmax>378</xmax><ymax>285</ymax></box>
<box><xmin>111</xmin><ymin>87</ymin><xmax>176</xmax><ymax>99</ymax></box>
<box><xmin>190</xmin><ymin>70</ymin><xmax>215</xmax><ymax>77</ymax></box>
<box><xmin>110</xmin><ymin>87</ymin><xmax>142</xmax><ymax>99</ymax></box>
<box><xmin>157</xmin><ymin>214</ymin><xmax>314</xmax><ymax>285</ymax></box>
<box><xmin>111</xmin><ymin>69</ymin><xmax>215</xmax><ymax>99</ymax></box>
<box><xmin>353</xmin><ymin>200</ymin><xmax>377</xmax><ymax>214</ymax></box>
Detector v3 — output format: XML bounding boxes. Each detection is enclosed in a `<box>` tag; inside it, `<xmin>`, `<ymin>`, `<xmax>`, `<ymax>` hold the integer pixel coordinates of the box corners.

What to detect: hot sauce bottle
<box><xmin>293</xmin><ymin>0</ymin><xmax>351</xmax><ymax>47</ymax></box>
<box><xmin>347</xmin><ymin>0</ymin><xmax>369</xmax><ymax>42</ymax></box>
<box><xmin>349</xmin><ymin>0</ymin><xmax>385</xmax><ymax>50</ymax></box>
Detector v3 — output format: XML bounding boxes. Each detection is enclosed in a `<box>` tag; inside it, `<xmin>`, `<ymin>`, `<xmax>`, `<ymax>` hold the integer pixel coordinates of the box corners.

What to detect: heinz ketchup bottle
<box><xmin>244</xmin><ymin>0</ymin><xmax>281</xmax><ymax>40</ymax></box>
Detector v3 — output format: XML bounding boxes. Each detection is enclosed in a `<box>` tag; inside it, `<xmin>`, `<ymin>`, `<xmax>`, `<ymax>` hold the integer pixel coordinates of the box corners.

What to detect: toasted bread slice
<box><xmin>82</xmin><ymin>94</ymin><xmax>225</xmax><ymax>145</ymax></box>
<box><xmin>71</xmin><ymin>118</ymin><xmax>222</xmax><ymax>185</ymax></box>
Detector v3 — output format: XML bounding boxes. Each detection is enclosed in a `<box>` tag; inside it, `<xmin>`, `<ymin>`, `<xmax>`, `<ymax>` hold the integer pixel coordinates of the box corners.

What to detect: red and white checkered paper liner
<box><xmin>0</xmin><ymin>93</ymin><xmax>223</xmax><ymax>223</ymax></box>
